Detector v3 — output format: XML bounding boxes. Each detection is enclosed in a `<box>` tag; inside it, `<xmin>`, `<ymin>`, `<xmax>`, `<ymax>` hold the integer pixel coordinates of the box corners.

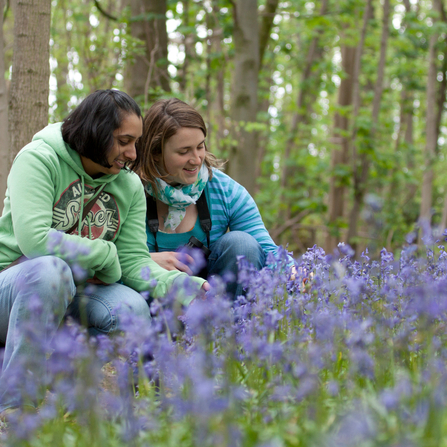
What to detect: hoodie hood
<box><xmin>32</xmin><ymin>122</ymin><xmax>117</xmax><ymax>186</ymax></box>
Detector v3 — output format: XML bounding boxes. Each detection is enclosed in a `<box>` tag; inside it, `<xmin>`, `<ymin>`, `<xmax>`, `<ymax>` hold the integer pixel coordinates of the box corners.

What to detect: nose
<box><xmin>190</xmin><ymin>149</ymin><xmax>202</xmax><ymax>165</ymax></box>
<box><xmin>124</xmin><ymin>143</ymin><xmax>137</xmax><ymax>161</ymax></box>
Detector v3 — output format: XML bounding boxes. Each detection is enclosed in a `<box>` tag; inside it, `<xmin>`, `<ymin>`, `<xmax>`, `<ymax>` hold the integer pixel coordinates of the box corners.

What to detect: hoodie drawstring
<box><xmin>77</xmin><ymin>177</ymin><xmax>107</xmax><ymax>239</ymax></box>
<box><xmin>78</xmin><ymin>177</ymin><xmax>85</xmax><ymax>236</ymax></box>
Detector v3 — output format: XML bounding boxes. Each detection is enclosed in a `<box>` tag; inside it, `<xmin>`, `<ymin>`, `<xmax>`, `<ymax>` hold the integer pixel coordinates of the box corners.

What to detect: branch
<box><xmin>269</xmin><ymin>209</ymin><xmax>311</xmax><ymax>241</ymax></box>
<box><xmin>93</xmin><ymin>0</ymin><xmax>118</xmax><ymax>21</ymax></box>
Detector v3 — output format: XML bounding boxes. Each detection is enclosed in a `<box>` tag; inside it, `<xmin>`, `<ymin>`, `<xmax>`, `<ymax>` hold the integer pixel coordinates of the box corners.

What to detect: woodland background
<box><xmin>0</xmin><ymin>0</ymin><xmax>442</xmax><ymax>259</ymax></box>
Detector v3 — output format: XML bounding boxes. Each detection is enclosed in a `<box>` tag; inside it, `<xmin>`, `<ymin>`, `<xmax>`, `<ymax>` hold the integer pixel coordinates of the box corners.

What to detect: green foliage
<box><xmin>42</xmin><ymin>0</ymin><xmax>447</xmax><ymax>258</ymax></box>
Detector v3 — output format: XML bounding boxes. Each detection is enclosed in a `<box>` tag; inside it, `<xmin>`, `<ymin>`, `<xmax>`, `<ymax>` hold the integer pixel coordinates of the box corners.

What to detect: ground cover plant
<box><xmin>2</xmin><ymin>232</ymin><xmax>447</xmax><ymax>447</ymax></box>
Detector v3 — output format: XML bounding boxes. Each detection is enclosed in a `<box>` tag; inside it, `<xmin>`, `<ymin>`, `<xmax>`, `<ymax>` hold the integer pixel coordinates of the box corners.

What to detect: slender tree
<box><xmin>8</xmin><ymin>0</ymin><xmax>51</xmax><ymax>164</ymax></box>
<box><xmin>227</xmin><ymin>0</ymin><xmax>259</xmax><ymax>195</ymax></box>
<box><xmin>347</xmin><ymin>0</ymin><xmax>390</xmax><ymax>250</ymax></box>
<box><xmin>205</xmin><ymin>0</ymin><xmax>225</xmax><ymax>152</ymax></box>
<box><xmin>326</xmin><ymin>45</ymin><xmax>356</xmax><ymax>253</ymax></box>
<box><xmin>344</xmin><ymin>0</ymin><xmax>373</xmax><ymax>248</ymax></box>
<box><xmin>279</xmin><ymin>0</ymin><xmax>328</xmax><ymax>218</ymax></box>
<box><xmin>0</xmin><ymin>0</ymin><xmax>9</xmax><ymax>201</ymax></box>
<box><xmin>419</xmin><ymin>0</ymin><xmax>441</xmax><ymax>228</ymax></box>
<box><xmin>124</xmin><ymin>0</ymin><xmax>170</xmax><ymax>109</ymax></box>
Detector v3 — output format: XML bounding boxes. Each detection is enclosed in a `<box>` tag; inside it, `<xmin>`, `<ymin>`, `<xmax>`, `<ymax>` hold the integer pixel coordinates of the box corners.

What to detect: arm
<box><xmin>226</xmin><ymin>182</ymin><xmax>281</xmax><ymax>255</ymax></box>
<box><xmin>220</xmin><ymin>175</ymin><xmax>294</xmax><ymax>267</ymax></box>
<box><xmin>149</xmin><ymin>252</ymin><xmax>194</xmax><ymax>275</ymax></box>
<box><xmin>9</xmin><ymin>146</ymin><xmax>122</xmax><ymax>283</ymax></box>
<box><xmin>115</xmin><ymin>180</ymin><xmax>206</xmax><ymax>298</ymax></box>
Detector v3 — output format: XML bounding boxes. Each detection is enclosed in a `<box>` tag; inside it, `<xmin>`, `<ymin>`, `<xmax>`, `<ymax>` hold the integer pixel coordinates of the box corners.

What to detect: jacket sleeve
<box><xmin>223</xmin><ymin>177</ymin><xmax>295</xmax><ymax>266</ymax></box>
<box><xmin>226</xmin><ymin>180</ymin><xmax>280</xmax><ymax>253</ymax></box>
<box><xmin>115</xmin><ymin>180</ymin><xmax>206</xmax><ymax>298</ymax></box>
<box><xmin>8</xmin><ymin>146</ymin><xmax>122</xmax><ymax>283</ymax></box>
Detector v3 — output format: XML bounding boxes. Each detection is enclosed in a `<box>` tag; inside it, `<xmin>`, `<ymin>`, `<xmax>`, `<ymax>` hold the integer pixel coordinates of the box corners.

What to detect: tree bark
<box><xmin>325</xmin><ymin>45</ymin><xmax>356</xmax><ymax>254</ymax></box>
<box><xmin>419</xmin><ymin>0</ymin><xmax>441</xmax><ymax>228</ymax></box>
<box><xmin>279</xmin><ymin>0</ymin><xmax>328</xmax><ymax>211</ymax></box>
<box><xmin>8</xmin><ymin>0</ymin><xmax>51</xmax><ymax>164</ymax></box>
<box><xmin>343</xmin><ymin>0</ymin><xmax>374</xmax><ymax>249</ymax></box>
<box><xmin>178</xmin><ymin>0</ymin><xmax>196</xmax><ymax>96</ymax></box>
<box><xmin>124</xmin><ymin>0</ymin><xmax>170</xmax><ymax>108</ymax></box>
<box><xmin>206</xmin><ymin>0</ymin><xmax>225</xmax><ymax>152</ymax></box>
<box><xmin>51</xmin><ymin>0</ymin><xmax>70</xmax><ymax>122</ymax></box>
<box><xmin>227</xmin><ymin>0</ymin><xmax>259</xmax><ymax>195</ymax></box>
<box><xmin>254</xmin><ymin>0</ymin><xmax>279</xmax><ymax>191</ymax></box>
<box><xmin>0</xmin><ymin>0</ymin><xmax>9</xmax><ymax>202</ymax></box>
<box><xmin>259</xmin><ymin>0</ymin><xmax>279</xmax><ymax>68</ymax></box>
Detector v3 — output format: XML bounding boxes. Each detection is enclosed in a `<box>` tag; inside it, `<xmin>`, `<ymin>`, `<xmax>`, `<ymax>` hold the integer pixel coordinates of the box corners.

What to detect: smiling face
<box><xmin>81</xmin><ymin>113</ymin><xmax>143</xmax><ymax>177</ymax></box>
<box><xmin>157</xmin><ymin>127</ymin><xmax>206</xmax><ymax>186</ymax></box>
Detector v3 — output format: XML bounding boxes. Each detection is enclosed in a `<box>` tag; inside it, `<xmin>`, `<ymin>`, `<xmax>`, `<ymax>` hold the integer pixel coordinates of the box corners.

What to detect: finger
<box><xmin>201</xmin><ymin>281</ymin><xmax>211</xmax><ymax>291</ymax></box>
<box><xmin>175</xmin><ymin>262</ymin><xmax>193</xmax><ymax>276</ymax></box>
<box><xmin>176</xmin><ymin>252</ymin><xmax>195</xmax><ymax>266</ymax></box>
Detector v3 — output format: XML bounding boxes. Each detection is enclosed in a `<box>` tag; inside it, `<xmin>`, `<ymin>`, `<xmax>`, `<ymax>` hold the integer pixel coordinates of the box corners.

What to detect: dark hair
<box><xmin>62</xmin><ymin>89</ymin><xmax>141</xmax><ymax>168</ymax></box>
<box><xmin>131</xmin><ymin>98</ymin><xmax>223</xmax><ymax>193</ymax></box>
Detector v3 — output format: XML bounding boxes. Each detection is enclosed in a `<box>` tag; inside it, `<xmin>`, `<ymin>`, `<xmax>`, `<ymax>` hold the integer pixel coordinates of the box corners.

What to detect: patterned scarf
<box><xmin>145</xmin><ymin>164</ymin><xmax>209</xmax><ymax>231</ymax></box>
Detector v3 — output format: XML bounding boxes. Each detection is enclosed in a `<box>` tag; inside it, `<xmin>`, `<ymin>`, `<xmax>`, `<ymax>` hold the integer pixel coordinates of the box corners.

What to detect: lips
<box><xmin>115</xmin><ymin>160</ymin><xmax>127</xmax><ymax>168</ymax></box>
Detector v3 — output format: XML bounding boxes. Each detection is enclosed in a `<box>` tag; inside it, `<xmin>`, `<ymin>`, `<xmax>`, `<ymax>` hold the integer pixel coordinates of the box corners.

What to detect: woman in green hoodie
<box><xmin>0</xmin><ymin>89</ymin><xmax>207</xmax><ymax>414</ymax></box>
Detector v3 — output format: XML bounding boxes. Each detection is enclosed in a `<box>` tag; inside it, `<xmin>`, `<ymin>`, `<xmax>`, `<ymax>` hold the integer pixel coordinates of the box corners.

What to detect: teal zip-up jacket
<box><xmin>0</xmin><ymin>123</ymin><xmax>205</xmax><ymax>298</ymax></box>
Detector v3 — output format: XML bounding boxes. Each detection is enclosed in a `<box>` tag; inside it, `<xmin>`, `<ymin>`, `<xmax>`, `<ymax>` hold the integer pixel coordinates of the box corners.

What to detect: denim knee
<box><xmin>209</xmin><ymin>231</ymin><xmax>265</xmax><ymax>269</ymax></box>
<box><xmin>22</xmin><ymin>256</ymin><xmax>76</xmax><ymax>309</ymax></box>
<box><xmin>70</xmin><ymin>284</ymin><xmax>151</xmax><ymax>336</ymax></box>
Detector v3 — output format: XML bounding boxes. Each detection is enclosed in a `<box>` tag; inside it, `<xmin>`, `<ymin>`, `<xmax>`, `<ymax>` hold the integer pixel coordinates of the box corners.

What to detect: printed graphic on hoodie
<box><xmin>52</xmin><ymin>180</ymin><xmax>120</xmax><ymax>240</ymax></box>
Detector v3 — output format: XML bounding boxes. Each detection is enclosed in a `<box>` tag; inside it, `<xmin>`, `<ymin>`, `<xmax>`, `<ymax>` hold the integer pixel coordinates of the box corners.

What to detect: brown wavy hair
<box><xmin>131</xmin><ymin>98</ymin><xmax>224</xmax><ymax>193</ymax></box>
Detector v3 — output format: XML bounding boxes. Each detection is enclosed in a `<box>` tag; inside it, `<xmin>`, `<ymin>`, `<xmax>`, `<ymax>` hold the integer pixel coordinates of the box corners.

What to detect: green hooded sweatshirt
<box><xmin>0</xmin><ymin>123</ymin><xmax>205</xmax><ymax>298</ymax></box>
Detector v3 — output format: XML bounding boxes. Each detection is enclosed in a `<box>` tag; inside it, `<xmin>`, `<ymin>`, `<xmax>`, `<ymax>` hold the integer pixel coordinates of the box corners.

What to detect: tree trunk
<box><xmin>419</xmin><ymin>0</ymin><xmax>441</xmax><ymax>228</ymax></box>
<box><xmin>178</xmin><ymin>0</ymin><xmax>197</xmax><ymax>97</ymax></box>
<box><xmin>279</xmin><ymin>0</ymin><xmax>328</xmax><ymax>228</ymax></box>
<box><xmin>124</xmin><ymin>0</ymin><xmax>170</xmax><ymax>109</ymax></box>
<box><xmin>325</xmin><ymin>45</ymin><xmax>356</xmax><ymax>254</ymax></box>
<box><xmin>227</xmin><ymin>0</ymin><xmax>259</xmax><ymax>195</ymax></box>
<box><xmin>343</xmin><ymin>0</ymin><xmax>374</xmax><ymax>249</ymax></box>
<box><xmin>207</xmin><ymin>0</ymin><xmax>225</xmax><ymax>152</ymax></box>
<box><xmin>51</xmin><ymin>0</ymin><xmax>70</xmax><ymax>122</ymax></box>
<box><xmin>8</xmin><ymin>0</ymin><xmax>51</xmax><ymax>164</ymax></box>
<box><xmin>259</xmin><ymin>0</ymin><xmax>279</xmax><ymax>67</ymax></box>
<box><xmin>0</xmin><ymin>0</ymin><xmax>9</xmax><ymax>202</ymax></box>
<box><xmin>279</xmin><ymin>0</ymin><xmax>328</xmax><ymax>216</ymax></box>
<box><xmin>254</xmin><ymin>0</ymin><xmax>279</xmax><ymax>191</ymax></box>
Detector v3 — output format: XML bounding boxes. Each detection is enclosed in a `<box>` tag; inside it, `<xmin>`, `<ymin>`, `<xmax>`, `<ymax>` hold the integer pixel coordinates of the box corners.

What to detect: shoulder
<box><xmin>208</xmin><ymin>169</ymin><xmax>243</xmax><ymax>192</ymax></box>
<box><xmin>210</xmin><ymin>168</ymin><xmax>234</xmax><ymax>183</ymax></box>
<box><xmin>14</xmin><ymin>123</ymin><xmax>65</xmax><ymax>163</ymax></box>
<box><xmin>13</xmin><ymin>140</ymin><xmax>60</xmax><ymax>169</ymax></box>
<box><xmin>114</xmin><ymin>170</ymin><xmax>144</xmax><ymax>195</ymax></box>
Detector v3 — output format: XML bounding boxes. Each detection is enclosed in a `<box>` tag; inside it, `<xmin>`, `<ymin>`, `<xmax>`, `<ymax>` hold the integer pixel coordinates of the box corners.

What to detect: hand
<box><xmin>190</xmin><ymin>281</ymin><xmax>210</xmax><ymax>304</ymax></box>
<box><xmin>86</xmin><ymin>275</ymin><xmax>110</xmax><ymax>286</ymax></box>
<box><xmin>290</xmin><ymin>265</ymin><xmax>297</xmax><ymax>281</ymax></box>
<box><xmin>150</xmin><ymin>251</ymin><xmax>195</xmax><ymax>275</ymax></box>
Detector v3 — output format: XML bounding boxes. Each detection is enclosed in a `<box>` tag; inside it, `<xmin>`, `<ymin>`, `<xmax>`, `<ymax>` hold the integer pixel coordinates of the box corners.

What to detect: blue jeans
<box><xmin>0</xmin><ymin>256</ymin><xmax>150</xmax><ymax>412</ymax></box>
<box><xmin>207</xmin><ymin>231</ymin><xmax>265</xmax><ymax>298</ymax></box>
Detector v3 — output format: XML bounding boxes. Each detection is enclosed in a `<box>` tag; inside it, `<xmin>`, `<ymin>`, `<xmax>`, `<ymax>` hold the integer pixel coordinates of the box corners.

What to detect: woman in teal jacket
<box><xmin>0</xmin><ymin>90</ymin><xmax>207</xmax><ymax>415</ymax></box>
<box><xmin>133</xmin><ymin>98</ymin><xmax>294</xmax><ymax>298</ymax></box>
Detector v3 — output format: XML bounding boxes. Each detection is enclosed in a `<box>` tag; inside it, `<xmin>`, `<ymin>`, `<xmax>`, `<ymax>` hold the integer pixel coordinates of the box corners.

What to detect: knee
<box><xmin>220</xmin><ymin>231</ymin><xmax>264</xmax><ymax>262</ymax></box>
<box><xmin>24</xmin><ymin>256</ymin><xmax>76</xmax><ymax>303</ymax></box>
<box><xmin>87</xmin><ymin>286</ymin><xmax>150</xmax><ymax>335</ymax></box>
<box><xmin>210</xmin><ymin>231</ymin><xmax>265</xmax><ymax>270</ymax></box>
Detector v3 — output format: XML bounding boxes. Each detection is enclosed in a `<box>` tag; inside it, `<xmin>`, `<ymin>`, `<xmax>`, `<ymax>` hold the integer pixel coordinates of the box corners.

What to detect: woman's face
<box><xmin>157</xmin><ymin>127</ymin><xmax>206</xmax><ymax>186</ymax></box>
<box><xmin>81</xmin><ymin>113</ymin><xmax>143</xmax><ymax>177</ymax></box>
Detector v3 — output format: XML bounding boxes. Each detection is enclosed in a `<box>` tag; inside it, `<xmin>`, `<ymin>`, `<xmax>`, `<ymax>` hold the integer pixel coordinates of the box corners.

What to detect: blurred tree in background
<box><xmin>1</xmin><ymin>0</ymin><xmax>446</xmax><ymax>259</ymax></box>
